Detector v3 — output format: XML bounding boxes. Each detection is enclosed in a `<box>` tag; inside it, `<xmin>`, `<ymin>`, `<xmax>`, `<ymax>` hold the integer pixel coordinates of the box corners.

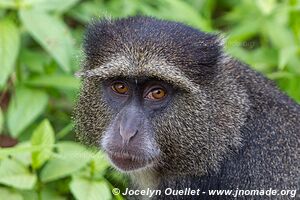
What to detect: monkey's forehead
<box><xmin>80</xmin><ymin>16</ymin><xmax>222</xmax><ymax>91</ymax></box>
<box><xmin>76</xmin><ymin>55</ymin><xmax>198</xmax><ymax>92</ymax></box>
<box><xmin>83</xmin><ymin>16</ymin><xmax>221</xmax><ymax>73</ymax></box>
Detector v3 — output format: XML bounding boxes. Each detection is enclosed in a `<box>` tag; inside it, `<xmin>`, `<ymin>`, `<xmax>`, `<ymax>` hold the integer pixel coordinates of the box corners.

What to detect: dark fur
<box><xmin>75</xmin><ymin>16</ymin><xmax>300</xmax><ymax>199</ymax></box>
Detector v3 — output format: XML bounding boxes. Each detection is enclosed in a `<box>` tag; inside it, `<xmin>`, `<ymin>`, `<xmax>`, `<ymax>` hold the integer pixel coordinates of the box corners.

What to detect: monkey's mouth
<box><xmin>107</xmin><ymin>151</ymin><xmax>154</xmax><ymax>171</ymax></box>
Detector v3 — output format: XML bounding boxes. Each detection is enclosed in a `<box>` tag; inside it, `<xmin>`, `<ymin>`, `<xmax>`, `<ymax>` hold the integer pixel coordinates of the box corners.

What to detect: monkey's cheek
<box><xmin>107</xmin><ymin>153</ymin><xmax>152</xmax><ymax>171</ymax></box>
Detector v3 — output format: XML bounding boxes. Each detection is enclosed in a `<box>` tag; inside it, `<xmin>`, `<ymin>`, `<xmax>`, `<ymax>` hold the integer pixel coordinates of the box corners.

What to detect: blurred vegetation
<box><xmin>0</xmin><ymin>0</ymin><xmax>299</xmax><ymax>199</ymax></box>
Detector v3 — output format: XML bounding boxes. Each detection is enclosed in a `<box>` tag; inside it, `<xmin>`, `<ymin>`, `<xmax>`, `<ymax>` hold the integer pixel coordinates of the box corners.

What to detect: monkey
<box><xmin>74</xmin><ymin>16</ymin><xmax>300</xmax><ymax>200</ymax></box>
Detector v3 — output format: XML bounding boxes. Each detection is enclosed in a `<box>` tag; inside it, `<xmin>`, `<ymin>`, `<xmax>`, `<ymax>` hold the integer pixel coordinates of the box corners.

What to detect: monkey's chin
<box><xmin>107</xmin><ymin>152</ymin><xmax>153</xmax><ymax>172</ymax></box>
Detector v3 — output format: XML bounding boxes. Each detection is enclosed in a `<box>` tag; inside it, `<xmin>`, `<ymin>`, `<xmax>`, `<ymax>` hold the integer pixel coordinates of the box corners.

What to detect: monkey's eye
<box><xmin>111</xmin><ymin>82</ymin><xmax>129</xmax><ymax>95</ymax></box>
<box><xmin>145</xmin><ymin>88</ymin><xmax>167</xmax><ymax>100</ymax></box>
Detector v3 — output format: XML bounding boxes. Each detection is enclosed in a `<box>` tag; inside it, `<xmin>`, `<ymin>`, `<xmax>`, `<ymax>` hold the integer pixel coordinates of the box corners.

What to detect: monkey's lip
<box><xmin>107</xmin><ymin>151</ymin><xmax>154</xmax><ymax>171</ymax></box>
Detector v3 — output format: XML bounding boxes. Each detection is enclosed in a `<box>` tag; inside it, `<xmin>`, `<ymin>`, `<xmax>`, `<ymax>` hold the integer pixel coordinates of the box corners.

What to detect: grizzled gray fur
<box><xmin>75</xmin><ymin>16</ymin><xmax>300</xmax><ymax>199</ymax></box>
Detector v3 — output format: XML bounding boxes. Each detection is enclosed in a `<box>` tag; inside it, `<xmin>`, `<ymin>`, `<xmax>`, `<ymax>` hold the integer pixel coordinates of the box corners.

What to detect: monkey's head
<box><xmin>75</xmin><ymin>16</ymin><xmax>249</xmax><ymax>177</ymax></box>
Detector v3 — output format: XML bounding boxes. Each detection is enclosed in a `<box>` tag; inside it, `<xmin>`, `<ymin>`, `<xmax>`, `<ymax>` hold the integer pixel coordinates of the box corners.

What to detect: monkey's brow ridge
<box><xmin>75</xmin><ymin>61</ymin><xmax>198</xmax><ymax>93</ymax></box>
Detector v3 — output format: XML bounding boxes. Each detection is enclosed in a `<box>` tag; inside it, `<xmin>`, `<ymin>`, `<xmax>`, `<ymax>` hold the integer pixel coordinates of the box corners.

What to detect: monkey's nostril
<box><xmin>119</xmin><ymin>129</ymin><xmax>138</xmax><ymax>145</ymax></box>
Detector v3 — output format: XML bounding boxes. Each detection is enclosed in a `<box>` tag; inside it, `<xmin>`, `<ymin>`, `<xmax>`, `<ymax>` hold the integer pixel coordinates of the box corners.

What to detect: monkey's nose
<box><xmin>119</xmin><ymin>128</ymin><xmax>138</xmax><ymax>145</ymax></box>
<box><xmin>119</xmin><ymin>106</ymin><xmax>141</xmax><ymax>145</ymax></box>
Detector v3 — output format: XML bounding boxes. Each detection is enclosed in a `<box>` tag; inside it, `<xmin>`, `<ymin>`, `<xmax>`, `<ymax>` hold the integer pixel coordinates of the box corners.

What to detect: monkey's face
<box><xmin>76</xmin><ymin>73</ymin><xmax>205</xmax><ymax>173</ymax></box>
<box><xmin>99</xmin><ymin>78</ymin><xmax>175</xmax><ymax>171</ymax></box>
<box><xmin>75</xmin><ymin>17</ymin><xmax>248</xmax><ymax>176</ymax></box>
<box><xmin>75</xmin><ymin>69</ymin><xmax>243</xmax><ymax>175</ymax></box>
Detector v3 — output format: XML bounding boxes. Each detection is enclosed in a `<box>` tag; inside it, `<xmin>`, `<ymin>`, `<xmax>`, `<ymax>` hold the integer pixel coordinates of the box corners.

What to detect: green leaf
<box><xmin>20</xmin><ymin>190</ymin><xmax>38</xmax><ymax>200</ymax></box>
<box><xmin>68</xmin><ymin>1</ymin><xmax>102</xmax><ymax>23</ymax></box>
<box><xmin>40</xmin><ymin>142</ymin><xmax>92</xmax><ymax>182</ymax></box>
<box><xmin>31</xmin><ymin>119</ymin><xmax>55</xmax><ymax>169</ymax></box>
<box><xmin>287</xmin><ymin>57</ymin><xmax>300</xmax><ymax>75</ymax></box>
<box><xmin>256</xmin><ymin>0</ymin><xmax>276</xmax><ymax>15</ymax></box>
<box><xmin>0</xmin><ymin>186</ymin><xmax>23</xmax><ymax>200</ymax></box>
<box><xmin>265</xmin><ymin>21</ymin><xmax>294</xmax><ymax>48</ymax></box>
<box><xmin>0</xmin><ymin>0</ymin><xmax>38</xmax><ymax>9</ymax></box>
<box><xmin>0</xmin><ymin>107</ymin><xmax>3</xmax><ymax>133</ymax></box>
<box><xmin>56</xmin><ymin>123</ymin><xmax>74</xmax><ymax>139</ymax></box>
<box><xmin>0</xmin><ymin>19</ymin><xmax>20</xmax><ymax>87</ymax></box>
<box><xmin>41</xmin><ymin>188</ymin><xmax>66</xmax><ymax>200</ymax></box>
<box><xmin>19</xmin><ymin>49</ymin><xmax>49</xmax><ymax>73</ymax></box>
<box><xmin>278</xmin><ymin>46</ymin><xmax>298</xmax><ymax>70</ymax></box>
<box><xmin>19</xmin><ymin>9</ymin><xmax>74</xmax><ymax>72</ymax></box>
<box><xmin>267</xmin><ymin>71</ymin><xmax>295</xmax><ymax>80</ymax></box>
<box><xmin>226</xmin><ymin>19</ymin><xmax>260</xmax><ymax>47</ymax></box>
<box><xmin>277</xmin><ymin>75</ymin><xmax>300</xmax><ymax>103</ymax></box>
<box><xmin>140</xmin><ymin>0</ymin><xmax>211</xmax><ymax>31</ymax></box>
<box><xmin>7</xmin><ymin>87</ymin><xmax>48</xmax><ymax>137</ymax></box>
<box><xmin>0</xmin><ymin>159</ymin><xmax>37</xmax><ymax>189</ymax></box>
<box><xmin>11</xmin><ymin>142</ymin><xmax>32</xmax><ymax>166</ymax></box>
<box><xmin>32</xmin><ymin>0</ymin><xmax>80</xmax><ymax>13</ymax></box>
<box><xmin>26</xmin><ymin>75</ymin><xmax>80</xmax><ymax>91</ymax></box>
<box><xmin>0</xmin><ymin>142</ymin><xmax>40</xmax><ymax>159</ymax></box>
<box><xmin>0</xmin><ymin>0</ymin><xmax>18</xmax><ymax>9</ymax></box>
<box><xmin>70</xmin><ymin>177</ymin><xmax>112</xmax><ymax>200</ymax></box>
<box><xmin>163</xmin><ymin>0</ymin><xmax>211</xmax><ymax>31</ymax></box>
<box><xmin>91</xmin><ymin>151</ymin><xmax>110</xmax><ymax>174</ymax></box>
<box><xmin>225</xmin><ymin>46</ymin><xmax>252</xmax><ymax>63</ymax></box>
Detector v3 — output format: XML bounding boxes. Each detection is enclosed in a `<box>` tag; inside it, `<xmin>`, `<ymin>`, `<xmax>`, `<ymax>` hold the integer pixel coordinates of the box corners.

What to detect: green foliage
<box><xmin>40</xmin><ymin>142</ymin><xmax>94</xmax><ymax>182</ymax></box>
<box><xmin>0</xmin><ymin>158</ymin><xmax>37</xmax><ymax>189</ymax></box>
<box><xmin>31</xmin><ymin>119</ymin><xmax>55</xmax><ymax>169</ymax></box>
<box><xmin>219</xmin><ymin>0</ymin><xmax>300</xmax><ymax>101</ymax></box>
<box><xmin>0</xmin><ymin>120</ymin><xmax>117</xmax><ymax>200</ymax></box>
<box><xmin>19</xmin><ymin>9</ymin><xmax>74</xmax><ymax>72</ymax></box>
<box><xmin>70</xmin><ymin>176</ymin><xmax>112</xmax><ymax>200</ymax></box>
<box><xmin>7</xmin><ymin>87</ymin><xmax>48</xmax><ymax>137</ymax></box>
<box><xmin>0</xmin><ymin>186</ymin><xmax>23</xmax><ymax>200</ymax></box>
<box><xmin>0</xmin><ymin>0</ymin><xmax>299</xmax><ymax>200</ymax></box>
<box><xmin>0</xmin><ymin>18</ymin><xmax>20</xmax><ymax>87</ymax></box>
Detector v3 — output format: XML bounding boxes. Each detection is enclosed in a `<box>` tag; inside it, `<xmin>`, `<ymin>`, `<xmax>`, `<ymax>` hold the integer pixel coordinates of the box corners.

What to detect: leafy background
<box><xmin>0</xmin><ymin>0</ymin><xmax>299</xmax><ymax>199</ymax></box>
